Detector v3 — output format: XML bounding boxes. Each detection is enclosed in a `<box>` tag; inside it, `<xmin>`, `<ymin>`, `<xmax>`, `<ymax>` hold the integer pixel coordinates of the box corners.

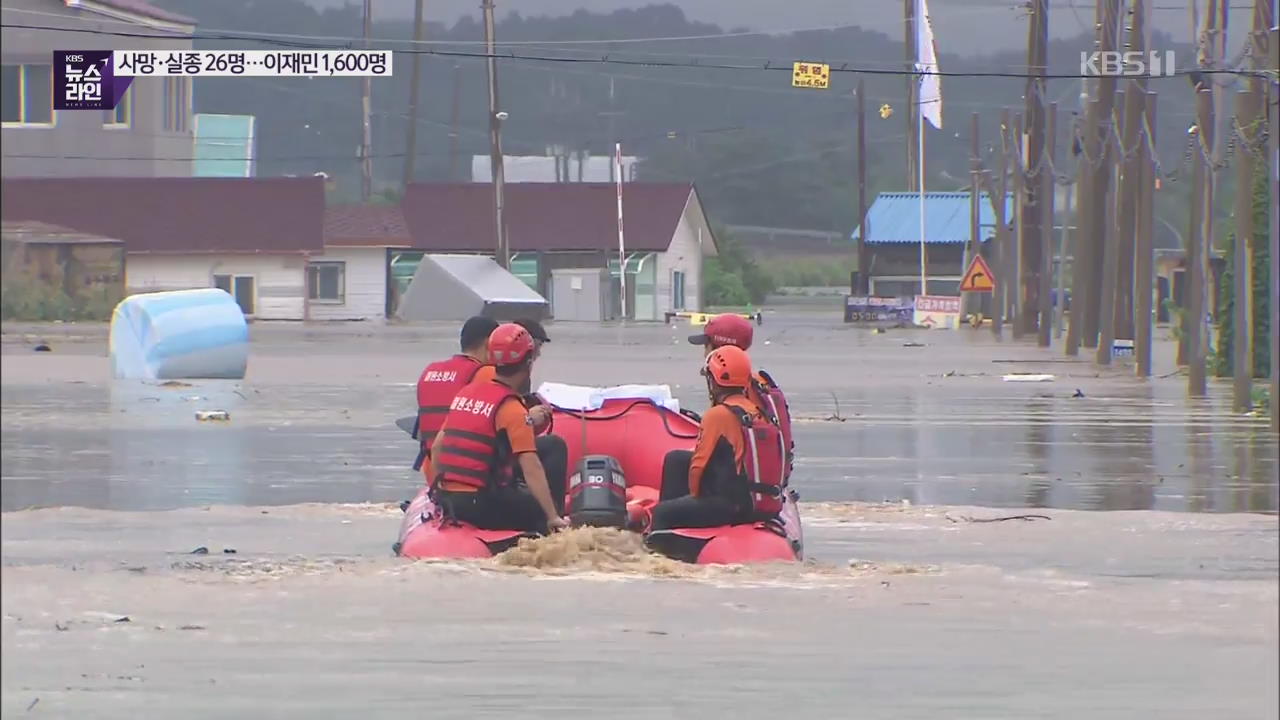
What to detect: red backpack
<box><xmin>727</xmin><ymin>405</ymin><xmax>786</xmax><ymax>517</ymax></box>
<box><xmin>751</xmin><ymin>369</ymin><xmax>794</xmax><ymax>482</ymax></box>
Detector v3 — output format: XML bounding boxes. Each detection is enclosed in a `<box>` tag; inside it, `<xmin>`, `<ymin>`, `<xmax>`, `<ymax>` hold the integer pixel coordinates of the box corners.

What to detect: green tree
<box><xmin>1213</xmin><ymin>165</ymin><xmax>1272</xmax><ymax>379</ymax></box>
<box><xmin>703</xmin><ymin>225</ymin><xmax>774</xmax><ymax>306</ymax></box>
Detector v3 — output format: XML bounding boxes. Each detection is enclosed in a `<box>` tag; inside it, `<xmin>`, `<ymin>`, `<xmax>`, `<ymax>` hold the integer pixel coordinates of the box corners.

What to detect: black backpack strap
<box><xmin>726</xmin><ymin>404</ymin><xmax>753</xmax><ymax>427</ymax></box>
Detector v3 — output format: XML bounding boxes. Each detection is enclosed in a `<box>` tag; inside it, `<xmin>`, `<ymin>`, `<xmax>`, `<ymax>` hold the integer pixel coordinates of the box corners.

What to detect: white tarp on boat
<box><xmin>536</xmin><ymin>382</ymin><xmax>680</xmax><ymax>413</ymax></box>
<box><xmin>110</xmin><ymin>288</ymin><xmax>248</xmax><ymax>380</ymax></box>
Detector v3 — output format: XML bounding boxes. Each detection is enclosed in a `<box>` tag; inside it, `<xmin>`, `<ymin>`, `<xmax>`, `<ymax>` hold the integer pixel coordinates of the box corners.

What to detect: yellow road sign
<box><xmin>959</xmin><ymin>254</ymin><xmax>996</xmax><ymax>293</ymax></box>
<box><xmin>792</xmin><ymin>62</ymin><xmax>830</xmax><ymax>90</ymax></box>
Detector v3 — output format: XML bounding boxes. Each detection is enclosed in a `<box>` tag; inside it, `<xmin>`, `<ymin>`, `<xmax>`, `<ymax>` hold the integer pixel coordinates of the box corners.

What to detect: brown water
<box><xmin>2</xmin><ymin>317</ymin><xmax>1277</xmax><ymax>718</ymax></box>
<box><xmin>2</xmin><ymin>317</ymin><xmax>1276</xmax><ymax>513</ymax></box>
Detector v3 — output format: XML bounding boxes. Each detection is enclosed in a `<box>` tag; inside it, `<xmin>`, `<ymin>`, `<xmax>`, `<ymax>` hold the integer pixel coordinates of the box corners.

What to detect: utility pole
<box><xmin>482</xmin><ymin>0</ymin><xmax>509</xmax><ymax>269</ymax></box>
<box><xmin>1268</xmin><ymin>24</ymin><xmax>1278</xmax><ymax>430</ymax></box>
<box><xmin>1083</xmin><ymin>0</ymin><xmax>1123</xmax><ymax>349</ymax></box>
<box><xmin>967</xmin><ymin>111</ymin><xmax>981</xmax><ymax>321</ymax></box>
<box><xmin>360</xmin><ymin>0</ymin><xmax>374</xmax><ymax>201</ymax></box>
<box><xmin>448</xmin><ymin>63</ymin><xmax>461</xmax><ymax>181</ymax></box>
<box><xmin>1011</xmin><ymin>113</ymin><xmax>1025</xmax><ymax>337</ymax></box>
<box><xmin>1188</xmin><ymin>87</ymin><xmax>1212</xmax><ymax>397</ymax></box>
<box><xmin>905</xmin><ymin>0</ymin><xmax>918</xmax><ymax>191</ymax></box>
<box><xmin>1038</xmin><ymin>102</ymin><xmax>1057</xmax><ymax>347</ymax></box>
<box><xmin>1134</xmin><ymin>90</ymin><xmax>1157</xmax><ymax>377</ymax></box>
<box><xmin>1066</xmin><ymin>108</ymin><xmax>1092</xmax><ymax>356</ymax></box>
<box><xmin>1104</xmin><ymin>81</ymin><xmax>1145</xmax><ymax>366</ymax></box>
<box><xmin>402</xmin><ymin>0</ymin><xmax>426</xmax><ymax>190</ymax></box>
<box><xmin>1096</xmin><ymin>120</ymin><xmax>1121</xmax><ymax>366</ymax></box>
<box><xmin>857</xmin><ymin>77</ymin><xmax>870</xmax><ymax>294</ymax></box>
<box><xmin>1232</xmin><ymin>86</ymin><xmax>1258</xmax><ymax>411</ymax></box>
<box><xmin>1113</xmin><ymin>0</ymin><xmax>1148</xmax><ymax>344</ymax></box>
<box><xmin>1022</xmin><ymin>0</ymin><xmax>1049</xmax><ymax>336</ymax></box>
<box><xmin>993</xmin><ymin>108</ymin><xmax>1012</xmax><ymax>340</ymax></box>
<box><xmin>1059</xmin><ymin>170</ymin><xmax>1070</xmax><ymax>338</ymax></box>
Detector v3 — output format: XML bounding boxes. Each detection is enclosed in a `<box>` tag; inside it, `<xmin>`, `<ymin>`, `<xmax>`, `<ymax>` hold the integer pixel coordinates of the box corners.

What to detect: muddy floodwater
<box><xmin>2</xmin><ymin>317</ymin><xmax>1276</xmax><ymax>513</ymax></box>
<box><xmin>2</xmin><ymin>316</ymin><xmax>1277</xmax><ymax>718</ymax></box>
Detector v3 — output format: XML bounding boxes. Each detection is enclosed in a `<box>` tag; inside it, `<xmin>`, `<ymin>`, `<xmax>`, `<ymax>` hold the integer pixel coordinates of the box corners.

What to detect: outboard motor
<box><xmin>567</xmin><ymin>455</ymin><xmax>627</xmax><ymax>528</ymax></box>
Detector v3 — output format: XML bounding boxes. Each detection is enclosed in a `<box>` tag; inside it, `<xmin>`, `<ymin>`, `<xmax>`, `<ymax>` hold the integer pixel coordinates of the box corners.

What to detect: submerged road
<box><xmin>2</xmin><ymin>315</ymin><xmax>1276</xmax><ymax>718</ymax></box>
<box><xmin>2</xmin><ymin>314</ymin><xmax>1276</xmax><ymax>513</ymax></box>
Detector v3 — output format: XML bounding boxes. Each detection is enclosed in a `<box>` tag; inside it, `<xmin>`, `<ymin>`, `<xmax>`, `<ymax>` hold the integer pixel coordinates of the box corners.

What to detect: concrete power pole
<box><xmin>1232</xmin><ymin>85</ymin><xmax>1259</xmax><ymax>411</ymax></box>
<box><xmin>1134</xmin><ymin>90</ymin><xmax>1158</xmax><ymax>377</ymax></box>
<box><xmin>1188</xmin><ymin>87</ymin><xmax>1213</xmax><ymax>396</ymax></box>
<box><xmin>1084</xmin><ymin>0</ymin><xmax>1123</xmax><ymax>352</ymax></box>
<box><xmin>360</xmin><ymin>0</ymin><xmax>374</xmax><ymax>202</ymax></box>
<box><xmin>1113</xmin><ymin>0</ymin><xmax>1149</xmax><ymax>345</ymax></box>
<box><xmin>1267</xmin><ymin>22</ymin><xmax>1278</xmax><ymax>430</ymax></box>
<box><xmin>1022</xmin><ymin>0</ymin><xmax>1049</xmax><ymax>336</ymax></box>
<box><xmin>968</xmin><ymin>111</ymin><xmax>981</xmax><ymax>321</ymax></box>
<box><xmin>857</xmin><ymin>77</ymin><xmax>870</xmax><ymax>294</ymax></box>
<box><xmin>1011</xmin><ymin>113</ymin><xmax>1025</xmax><ymax>335</ymax></box>
<box><xmin>993</xmin><ymin>108</ymin><xmax>1012</xmax><ymax>340</ymax></box>
<box><xmin>1038</xmin><ymin>102</ymin><xmax>1057</xmax><ymax>347</ymax></box>
<box><xmin>402</xmin><ymin>0</ymin><xmax>426</xmax><ymax>191</ymax></box>
<box><xmin>905</xmin><ymin>0</ymin><xmax>918</xmax><ymax>192</ymax></box>
<box><xmin>482</xmin><ymin>0</ymin><xmax>510</xmax><ymax>269</ymax></box>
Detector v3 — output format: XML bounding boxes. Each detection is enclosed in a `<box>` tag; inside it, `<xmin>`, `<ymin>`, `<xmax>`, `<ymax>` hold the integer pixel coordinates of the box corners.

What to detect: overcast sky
<box><xmin>303</xmin><ymin>0</ymin><xmax>1240</xmax><ymax>56</ymax></box>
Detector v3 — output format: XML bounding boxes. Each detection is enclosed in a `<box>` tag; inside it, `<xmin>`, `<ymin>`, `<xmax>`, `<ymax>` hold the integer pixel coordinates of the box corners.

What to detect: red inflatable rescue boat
<box><xmin>391</xmin><ymin>396</ymin><xmax>803</xmax><ymax>565</ymax></box>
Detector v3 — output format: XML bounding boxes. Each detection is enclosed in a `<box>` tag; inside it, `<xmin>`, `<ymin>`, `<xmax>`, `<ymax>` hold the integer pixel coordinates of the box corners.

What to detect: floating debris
<box><xmin>1002</xmin><ymin>373</ymin><xmax>1055</xmax><ymax>383</ymax></box>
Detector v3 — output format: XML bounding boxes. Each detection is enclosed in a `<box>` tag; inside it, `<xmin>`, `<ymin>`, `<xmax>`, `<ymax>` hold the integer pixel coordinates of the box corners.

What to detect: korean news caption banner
<box><xmin>55</xmin><ymin>51</ymin><xmax>392</xmax><ymax>110</ymax></box>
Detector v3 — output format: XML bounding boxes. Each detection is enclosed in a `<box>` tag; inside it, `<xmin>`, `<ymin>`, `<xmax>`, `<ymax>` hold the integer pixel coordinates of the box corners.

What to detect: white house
<box><xmin>309</xmin><ymin>205</ymin><xmax>411</xmax><ymax>322</ymax></box>
<box><xmin>3</xmin><ymin>176</ymin><xmax>325</xmax><ymax>320</ymax></box>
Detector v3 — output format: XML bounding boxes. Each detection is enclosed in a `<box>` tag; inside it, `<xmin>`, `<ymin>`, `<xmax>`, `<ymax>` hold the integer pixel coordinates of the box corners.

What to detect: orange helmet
<box><xmin>488</xmin><ymin>323</ymin><xmax>535</xmax><ymax>366</ymax></box>
<box><xmin>703</xmin><ymin>345</ymin><xmax>752</xmax><ymax>389</ymax></box>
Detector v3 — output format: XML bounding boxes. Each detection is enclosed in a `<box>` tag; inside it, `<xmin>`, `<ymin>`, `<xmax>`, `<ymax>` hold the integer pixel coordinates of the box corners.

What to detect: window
<box><xmin>104</xmin><ymin>87</ymin><xmax>130</xmax><ymax>127</ymax></box>
<box><xmin>307</xmin><ymin>262</ymin><xmax>345</xmax><ymax>303</ymax></box>
<box><xmin>1</xmin><ymin>64</ymin><xmax>54</xmax><ymax>125</ymax></box>
<box><xmin>163</xmin><ymin>77</ymin><xmax>190</xmax><ymax>132</ymax></box>
<box><xmin>213</xmin><ymin>274</ymin><xmax>256</xmax><ymax>315</ymax></box>
<box><xmin>672</xmin><ymin>270</ymin><xmax>686</xmax><ymax>311</ymax></box>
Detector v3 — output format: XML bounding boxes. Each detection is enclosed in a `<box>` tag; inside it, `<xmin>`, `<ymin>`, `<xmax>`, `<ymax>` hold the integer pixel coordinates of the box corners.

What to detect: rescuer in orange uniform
<box><xmin>412</xmin><ymin>316</ymin><xmax>499</xmax><ymax>482</ymax></box>
<box><xmin>687</xmin><ymin>313</ymin><xmax>795</xmax><ymax>482</ymax></box>
<box><xmin>430</xmin><ymin>323</ymin><xmax>569</xmax><ymax>534</ymax></box>
<box><xmin>649</xmin><ymin>345</ymin><xmax>786</xmax><ymax>531</ymax></box>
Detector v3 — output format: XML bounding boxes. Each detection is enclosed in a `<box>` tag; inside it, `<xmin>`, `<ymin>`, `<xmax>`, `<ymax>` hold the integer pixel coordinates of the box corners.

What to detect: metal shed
<box><xmin>395</xmin><ymin>253</ymin><xmax>548</xmax><ymax>322</ymax></box>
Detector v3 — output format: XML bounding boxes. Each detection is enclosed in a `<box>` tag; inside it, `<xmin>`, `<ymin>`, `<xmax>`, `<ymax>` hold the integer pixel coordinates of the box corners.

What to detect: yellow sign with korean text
<box><xmin>791</xmin><ymin>62</ymin><xmax>830</xmax><ymax>90</ymax></box>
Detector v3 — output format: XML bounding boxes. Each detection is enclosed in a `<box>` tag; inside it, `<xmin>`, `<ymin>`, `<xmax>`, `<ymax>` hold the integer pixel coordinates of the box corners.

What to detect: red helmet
<box><xmin>488</xmin><ymin>323</ymin><xmax>535</xmax><ymax>366</ymax></box>
<box><xmin>688</xmin><ymin>313</ymin><xmax>753</xmax><ymax>350</ymax></box>
<box><xmin>703</xmin><ymin>345</ymin><xmax>752</xmax><ymax>389</ymax></box>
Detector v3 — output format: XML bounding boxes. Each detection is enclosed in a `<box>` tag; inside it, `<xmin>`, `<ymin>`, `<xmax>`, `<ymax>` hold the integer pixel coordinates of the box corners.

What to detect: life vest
<box><xmin>726</xmin><ymin>403</ymin><xmax>786</xmax><ymax>517</ymax></box>
<box><xmin>413</xmin><ymin>354</ymin><xmax>485</xmax><ymax>470</ymax></box>
<box><xmin>432</xmin><ymin>380</ymin><xmax>520</xmax><ymax>491</ymax></box>
<box><xmin>751</xmin><ymin>369</ymin><xmax>794</xmax><ymax>482</ymax></box>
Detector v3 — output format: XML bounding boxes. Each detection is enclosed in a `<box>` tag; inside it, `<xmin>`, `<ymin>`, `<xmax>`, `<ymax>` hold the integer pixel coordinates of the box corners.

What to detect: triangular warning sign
<box><xmin>959</xmin><ymin>254</ymin><xmax>996</xmax><ymax>293</ymax></box>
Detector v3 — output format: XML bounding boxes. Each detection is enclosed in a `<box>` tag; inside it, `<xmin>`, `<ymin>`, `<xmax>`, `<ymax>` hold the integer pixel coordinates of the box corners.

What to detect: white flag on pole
<box><xmin>915</xmin><ymin>0</ymin><xmax>943</xmax><ymax>130</ymax></box>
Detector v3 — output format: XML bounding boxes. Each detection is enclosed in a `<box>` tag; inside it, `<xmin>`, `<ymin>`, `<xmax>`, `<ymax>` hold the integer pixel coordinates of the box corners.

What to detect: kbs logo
<box><xmin>1080</xmin><ymin>50</ymin><xmax>1177</xmax><ymax>77</ymax></box>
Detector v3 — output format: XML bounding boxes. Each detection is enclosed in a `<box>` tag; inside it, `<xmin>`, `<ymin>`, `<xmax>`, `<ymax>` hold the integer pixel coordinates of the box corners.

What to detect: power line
<box><xmin>2</xmin><ymin>21</ymin><xmax>1266</xmax><ymax>81</ymax></box>
<box><xmin>1</xmin><ymin>4</ymin><xmax>1034</xmax><ymax>49</ymax></box>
